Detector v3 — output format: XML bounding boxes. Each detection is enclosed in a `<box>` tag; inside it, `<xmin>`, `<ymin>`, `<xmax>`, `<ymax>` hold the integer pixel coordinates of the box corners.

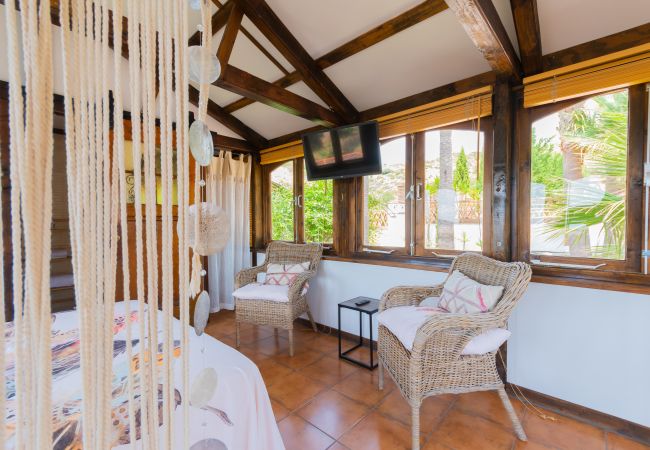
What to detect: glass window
<box><xmin>303</xmin><ymin>166</ymin><xmax>334</xmax><ymax>243</ymax></box>
<box><xmin>424</xmin><ymin>129</ymin><xmax>484</xmax><ymax>251</ymax></box>
<box><xmin>270</xmin><ymin>161</ymin><xmax>294</xmax><ymax>241</ymax></box>
<box><xmin>362</xmin><ymin>137</ymin><xmax>406</xmax><ymax>247</ymax></box>
<box><xmin>530</xmin><ymin>90</ymin><xmax>628</xmax><ymax>260</ymax></box>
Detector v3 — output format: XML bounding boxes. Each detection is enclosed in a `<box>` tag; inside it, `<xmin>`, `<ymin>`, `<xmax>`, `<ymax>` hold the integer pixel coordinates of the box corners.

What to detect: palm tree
<box><xmin>541</xmin><ymin>92</ymin><xmax>628</xmax><ymax>259</ymax></box>
<box><xmin>438</xmin><ymin>130</ymin><xmax>454</xmax><ymax>248</ymax></box>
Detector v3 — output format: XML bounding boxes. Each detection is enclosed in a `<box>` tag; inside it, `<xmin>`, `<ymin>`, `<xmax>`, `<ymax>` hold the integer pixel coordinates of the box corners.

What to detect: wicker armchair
<box><xmin>377</xmin><ymin>253</ymin><xmax>532</xmax><ymax>450</ymax></box>
<box><xmin>234</xmin><ymin>241</ymin><xmax>323</xmax><ymax>356</ymax></box>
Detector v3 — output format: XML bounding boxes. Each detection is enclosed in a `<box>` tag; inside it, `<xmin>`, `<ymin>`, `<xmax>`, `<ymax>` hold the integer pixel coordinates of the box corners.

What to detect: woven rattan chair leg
<box><xmin>235</xmin><ymin>321</ymin><xmax>241</xmax><ymax>348</ymax></box>
<box><xmin>497</xmin><ymin>388</ymin><xmax>527</xmax><ymax>441</ymax></box>
<box><xmin>378</xmin><ymin>360</ymin><xmax>384</xmax><ymax>390</ymax></box>
<box><xmin>411</xmin><ymin>403</ymin><xmax>420</xmax><ymax>450</ymax></box>
<box><xmin>306</xmin><ymin>309</ymin><xmax>317</xmax><ymax>332</ymax></box>
<box><xmin>288</xmin><ymin>329</ymin><xmax>294</xmax><ymax>357</ymax></box>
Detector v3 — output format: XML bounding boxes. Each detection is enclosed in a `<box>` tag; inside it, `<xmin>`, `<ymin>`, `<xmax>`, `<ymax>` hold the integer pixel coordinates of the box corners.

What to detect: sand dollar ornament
<box><xmin>190</xmin><ymin>367</ymin><xmax>219</xmax><ymax>409</ymax></box>
<box><xmin>189</xmin><ymin>120</ymin><xmax>213</xmax><ymax>167</ymax></box>
<box><xmin>194</xmin><ymin>290</ymin><xmax>210</xmax><ymax>336</ymax></box>
<box><xmin>188</xmin><ymin>45</ymin><xmax>221</xmax><ymax>84</ymax></box>
<box><xmin>190</xmin><ymin>439</ymin><xmax>227</xmax><ymax>450</ymax></box>
<box><xmin>185</xmin><ymin>202</ymin><xmax>230</xmax><ymax>255</ymax></box>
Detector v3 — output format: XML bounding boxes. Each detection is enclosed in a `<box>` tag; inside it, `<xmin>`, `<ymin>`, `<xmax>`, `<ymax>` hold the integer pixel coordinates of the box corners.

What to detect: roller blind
<box><xmin>260</xmin><ymin>141</ymin><xmax>303</xmax><ymax>165</ymax></box>
<box><xmin>524</xmin><ymin>43</ymin><xmax>650</xmax><ymax>108</ymax></box>
<box><xmin>259</xmin><ymin>86</ymin><xmax>493</xmax><ymax>165</ymax></box>
<box><xmin>377</xmin><ymin>88</ymin><xmax>492</xmax><ymax>139</ymax></box>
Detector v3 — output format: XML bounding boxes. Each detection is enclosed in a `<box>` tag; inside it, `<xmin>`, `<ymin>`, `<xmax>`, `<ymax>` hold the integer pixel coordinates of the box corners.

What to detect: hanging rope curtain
<box><xmin>259</xmin><ymin>86</ymin><xmax>492</xmax><ymax>165</ymax></box>
<box><xmin>0</xmin><ymin>0</ymin><xmax>194</xmax><ymax>448</ymax></box>
<box><xmin>523</xmin><ymin>43</ymin><xmax>650</xmax><ymax>108</ymax></box>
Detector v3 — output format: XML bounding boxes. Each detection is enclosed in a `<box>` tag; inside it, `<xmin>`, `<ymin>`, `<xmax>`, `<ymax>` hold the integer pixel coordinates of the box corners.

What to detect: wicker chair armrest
<box><xmin>288</xmin><ymin>270</ymin><xmax>316</xmax><ymax>300</ymax></box>
<box><xmin>411</xmin><ymin>312</ymin><xmax>504</xmax><ymax>356</ymax></box>
<box><xmin>379</xmin><ymin>285</ymin><xmax>443</xmax><ymax>312</ymax></box>
<box><xmin>235</xmin><ymin>265</ymin><xmax>267</xmax><ymax>289</ymax></box>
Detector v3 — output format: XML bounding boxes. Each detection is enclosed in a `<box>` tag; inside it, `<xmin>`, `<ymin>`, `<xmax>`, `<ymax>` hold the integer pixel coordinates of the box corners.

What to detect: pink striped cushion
<box><xmin>264</xmin><ymin>262</ymin><xmax>310</xmax><ymax>286</ymax></box>
<box><xmin>438</xmin><ymin>270</ymin><xmax>503</xmax><ymax>314</ymax></box>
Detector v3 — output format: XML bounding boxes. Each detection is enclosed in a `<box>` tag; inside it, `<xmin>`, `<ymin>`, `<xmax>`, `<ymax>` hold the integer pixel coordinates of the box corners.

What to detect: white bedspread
<box><xmin>4</xmin><ymin>301</ymin><xmax>285</xmax><ymax>450</ymax></box>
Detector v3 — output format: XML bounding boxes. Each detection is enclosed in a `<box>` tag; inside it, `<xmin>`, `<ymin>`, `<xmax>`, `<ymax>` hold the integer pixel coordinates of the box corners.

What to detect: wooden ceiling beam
<box><xmin>222</xmin><ymin>0</ymin><xmax>449</xmax><ymax>114</ymax></box>
<box><xmin>188</xmin><ymin>0</ymin><xmax>235</xmax><ymax>47</ymax></box>
<box><xmin>213</xmin><ymin>134</ymin><xmax>257</xmax><ymax>154</ymax></box>
<box><xmin>445</xmin><ymin>0</ymin><xmax>521</xmax><ymax>80</ymax></box>
<box><xmin>188</xmin><ymin>85</ymin><xmax>268</xmax><ymax>148</ymax></box>
<box><xmin>217</xmin><ymin>4</ymin><xmax>243</xmax><ymax>66</ymax></box>
<box><xmin>510</xmin><ymin>0</ymin><xmax>542</xmax><ymax>75</ymax></box>
<box><xmin>266</xmin><ymin>71</ymin><xmax>496</xmax><ymax>148</ymax></box>
<box><xmin>233</xmin><ymin>0</ymin><xmax>358</xmax><ymax>123</ymax></box>
<box><xmin>542</xmin><ymin>22</ymin><xmax>650</xmax><ymax>71</ymax></box>
<box><xmin>319</xmin><ymin>0</ymin><xmax>448</xmax><ymax>69</ymax></box>
<box><xmin>360</xmin><ymin>71</ymin><xmax>496</xmax><ymax>120</ymax></box>
<box><xmin>216</xmin><ymin>65</ymin><xmax>342</xmax><ymax>127</ymax></box>
<box><xmin>1</xmin><ymin>0</ymin><xmax>264</xmax><ymax>148</ymax></box>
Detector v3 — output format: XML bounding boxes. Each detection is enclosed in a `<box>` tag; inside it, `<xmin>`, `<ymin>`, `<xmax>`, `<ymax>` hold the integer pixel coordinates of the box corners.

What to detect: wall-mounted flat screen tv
<box><xmin>302</xmin><ymin>121</ymin><xmax>381</xmax><ymax>181</ymax></box>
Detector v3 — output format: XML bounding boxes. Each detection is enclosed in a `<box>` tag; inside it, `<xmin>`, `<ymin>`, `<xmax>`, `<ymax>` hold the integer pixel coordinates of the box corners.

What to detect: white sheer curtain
<box><xmin>206</xmin><ymin>151</ymin><xmax>251</xmax><ymax>311</ymax></box>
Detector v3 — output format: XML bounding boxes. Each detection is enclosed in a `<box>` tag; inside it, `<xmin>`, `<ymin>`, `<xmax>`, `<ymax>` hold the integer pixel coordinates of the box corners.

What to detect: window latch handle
<box><xmin>405</xmin><ymin>185</ymin><xmax>414</xmax><ymax>200</ymax></box>
<box><xmin>416</xmin><ymin>183</ymin><xmax>423</xmax><ymax>200</ymax></box>
<box><xmin>295</xmin><ymin>194</ymin><xmax>303</xmax><ymax>208</ymax></box>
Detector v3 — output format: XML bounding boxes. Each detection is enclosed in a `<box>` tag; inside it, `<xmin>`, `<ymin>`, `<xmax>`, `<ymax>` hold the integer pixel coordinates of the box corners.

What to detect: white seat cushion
<box><xmin>233</xmin><ymin>282</ymin><xmax>291</xmax><ymax>303</ymax></box>
<box><xmin>233</xmin><ymin>282</ymin><xmax>309</xmax><ymax>303</ymax></box>
<box><xmin>377</xmin><ymin>306</ymin><xmax>510</xmax><ymax>355</ymax></box>
<box><xmin>419</xmin><ymin>296</ymin><xmax>440</xmax><ymax>307</ymax></box>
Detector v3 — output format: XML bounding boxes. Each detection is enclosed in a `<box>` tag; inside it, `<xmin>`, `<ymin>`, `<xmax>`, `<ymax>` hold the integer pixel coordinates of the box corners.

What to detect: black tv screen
<box><xmin>302</xmin><ymin>121</ymin><xmax>381</xmax><ymax>181</ymax></box>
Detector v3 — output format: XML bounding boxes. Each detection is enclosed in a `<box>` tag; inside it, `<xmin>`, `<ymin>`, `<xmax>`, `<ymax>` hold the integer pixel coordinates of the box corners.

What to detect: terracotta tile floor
<box><xmin>205</xmin><ymin>311</ymin><xmax>648</xmax><ymax>450</ymax></box>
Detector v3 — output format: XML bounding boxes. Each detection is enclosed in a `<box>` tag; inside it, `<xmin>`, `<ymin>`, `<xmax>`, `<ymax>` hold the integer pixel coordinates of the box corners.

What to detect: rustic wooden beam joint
<box><xmin>233</xmin><ymin>0</ymin><xmax>359</xmax><ymax>123</ymax></box>
<box><xmin>446</xmin><ymin>0</ymin><xmax>522</xmax><ymax>80</ymax></box>
<box><xmin>510</xmin><ymin>0</ymin><xmax>542</xmax><ymax>75</ymax></box>
<box><xmin>223</xmin><ymin>0</ymin><xmax>449</xmax><ymax>114</ymax></box>
<box><xmin>216</xmin><ymin>4</ymin><xmax>243</xmax><ymax>66</ymax></box>
<box><xmin>216</xmin><ymin>65</ymin><xmax>343</xmax><ymax>127</ymax></box>
<box><xmin>188</xmin><ymin>0</ymin><xmax>235</xmax><ymax>47</ymax></box>
<box><xmin>188</xmin><ymin>85</ymin><xmax>268</xmax><ymax>148</ymax></box>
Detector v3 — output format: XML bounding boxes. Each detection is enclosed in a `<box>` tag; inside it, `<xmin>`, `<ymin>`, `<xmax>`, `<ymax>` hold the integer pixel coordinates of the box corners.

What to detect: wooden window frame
<box><xmin>262</xmin><ymin>157</ymin><xmax>337</xmax><ymax>253</ymax></box>
<box><xmin>514</xmin><ymin>85</ymin><xmax>648</xmax><ymax>279</ymax></box>
<box><xmin>352</xmin><ymin>119</ymin><xmax>495</xmax><ymax>261</ymax></box>
<box><xmin>354</xmin><ymin>135</ymin><xmax>412</xmax><ymax>256</ymax></box>
<box><xmin>414</xmin><ymin>119</ymin><xmax>495</xmax><ymax>258</ymax></box>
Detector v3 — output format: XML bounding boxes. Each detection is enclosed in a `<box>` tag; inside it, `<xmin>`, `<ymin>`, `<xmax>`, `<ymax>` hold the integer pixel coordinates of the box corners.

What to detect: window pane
<box><xmin>304</xmin><ymin>167</ymin><xmax>334</xmax><ymax>243</ymax></box>
<box><xmin>363</xmin><ymin>137</ymin><xmax>406</xmax><ymax>247</ymax></box>
<box><xmin>270</xmin><ymin>161</ymin><xmax>294</xmax><ymax>241</ymax></box>
<box><xmin>424</xmin><ymin>129</ymin><xmax>484</xmax><ymax>251</ymax></box>
<box><xmin>530</xmin><ymin>90</ymin><xmax>628</xmax><ymax>260</ymax></box>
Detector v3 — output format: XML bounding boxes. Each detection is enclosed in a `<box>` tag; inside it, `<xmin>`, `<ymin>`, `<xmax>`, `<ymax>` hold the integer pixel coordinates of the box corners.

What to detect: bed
<box><xmin>5</xmin><ymin>301</ymin><xmax>285</xmax><ymax>450</ymax></box>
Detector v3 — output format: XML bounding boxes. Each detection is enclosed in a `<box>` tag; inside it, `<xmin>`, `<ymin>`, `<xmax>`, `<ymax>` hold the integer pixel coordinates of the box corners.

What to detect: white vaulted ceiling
<box><xmin>537</xmin><ymin>0</ymin><xmax>650</xmax><ymax>55</ymax></box>
<box><xmin>263</xmin><ymin>0</ymin><xmax>423</xmax><ymax>59</ymax></box>
<box><xmin>1</xmin><ymin>1</ymin><xmax>649</xmax><ymax>144</ymax></box>
<box><xmin>322</xmin><ymin>10</ymin><xmax>491</xmax><ymax>112</ymax></box>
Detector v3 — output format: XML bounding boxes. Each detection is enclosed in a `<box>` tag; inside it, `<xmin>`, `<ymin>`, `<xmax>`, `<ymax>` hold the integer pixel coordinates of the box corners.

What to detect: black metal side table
<box><xmin>338</xmin><ymin>296</ymin><xmax>379</xmax><ymax>370</ymax></box>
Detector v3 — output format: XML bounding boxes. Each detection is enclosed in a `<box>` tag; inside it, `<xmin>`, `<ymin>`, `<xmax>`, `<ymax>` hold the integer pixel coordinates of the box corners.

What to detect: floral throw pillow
<box><xmin>264</xmin><ymin>261</ymin><xmax>310</xmax><ymax>286</ymax></box>
<box><xmin>438</xmin><ymin>270</ymin><xmax>504</xmax><ymax>314</ymax></box>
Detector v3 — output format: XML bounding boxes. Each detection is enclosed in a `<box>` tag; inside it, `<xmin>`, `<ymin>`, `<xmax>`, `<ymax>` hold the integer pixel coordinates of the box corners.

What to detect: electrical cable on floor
<box><xmin>498</xmin><ymin>350</ymin><xmax>558</xmax><ymax>422</ymax></box>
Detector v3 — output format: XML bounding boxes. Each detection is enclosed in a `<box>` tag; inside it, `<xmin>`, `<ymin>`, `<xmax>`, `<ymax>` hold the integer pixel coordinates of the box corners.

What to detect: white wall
<box><xmin>257</xmin><ymin>253</ymin><xmax>650</xmax><ymax>427</ymax></box>
<box><xmin>507</xmin><ymin>283</ymin><xmax>650</xmax><ymax>427</ymax></box>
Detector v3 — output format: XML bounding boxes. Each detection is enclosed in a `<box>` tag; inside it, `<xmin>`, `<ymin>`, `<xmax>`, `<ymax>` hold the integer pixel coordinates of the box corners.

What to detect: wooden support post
<box><xmin>491</xmin><ymin>78</ymin><xmax>513</xmax><ymax>261</ymax></box>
